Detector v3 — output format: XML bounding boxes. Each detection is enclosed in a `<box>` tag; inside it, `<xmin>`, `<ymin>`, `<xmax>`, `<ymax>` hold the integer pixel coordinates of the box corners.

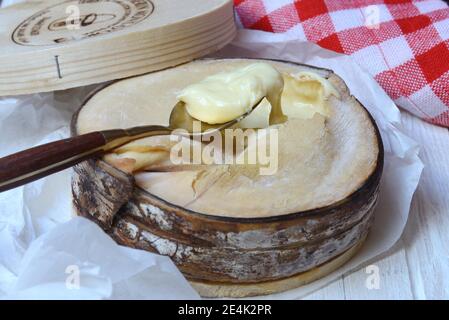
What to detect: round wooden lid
<box><xmin>0</xmin><ymin>0</ymin><xmax>236</xmax><ymax>96</ymax></box>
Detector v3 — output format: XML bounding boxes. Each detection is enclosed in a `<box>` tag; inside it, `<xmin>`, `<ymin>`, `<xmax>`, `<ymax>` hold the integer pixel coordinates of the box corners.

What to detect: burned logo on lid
<box><xmin>12</xmin><ymin>0</ymin><xmax>155</xmax><ymax>46</ymax></box>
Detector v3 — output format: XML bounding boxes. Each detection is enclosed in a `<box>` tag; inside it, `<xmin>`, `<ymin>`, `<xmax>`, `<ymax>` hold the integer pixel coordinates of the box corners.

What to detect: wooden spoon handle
<box><xmin>0</xmin><ymin>132</ymin><xmax>107</xmax><ymax>193</ymax></box>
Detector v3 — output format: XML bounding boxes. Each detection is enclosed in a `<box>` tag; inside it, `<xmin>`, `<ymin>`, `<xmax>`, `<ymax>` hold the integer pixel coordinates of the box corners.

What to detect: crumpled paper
<box><xmin>5</xmin><ymin>217</ymin><xmax>200</xmax><ymax>299</ymax></box>
<box><xmin>0</xmin><ymin>0</ymin><xmax>24</xmax><ymax>8</ymax></box>
<box><xmin>0</xmin><ymin>89</ymin><xmax>200</xmax><ymax>300</ymax></box>
<box><xmin>0</xmin><ymin>29</ymin><xmax>423</xmax><ymax>299</ymax></box>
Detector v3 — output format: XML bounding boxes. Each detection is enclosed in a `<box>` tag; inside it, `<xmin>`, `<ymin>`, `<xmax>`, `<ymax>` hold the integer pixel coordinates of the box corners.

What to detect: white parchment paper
<box><xmin>0</xmin><ymin>29</ymin><xmax>423</xmax><ymax>299</ymax></box>
<box><xmin>0</xmin><ymin>88</ymin><xmax>200</xmax><ymax>300</ymax></box>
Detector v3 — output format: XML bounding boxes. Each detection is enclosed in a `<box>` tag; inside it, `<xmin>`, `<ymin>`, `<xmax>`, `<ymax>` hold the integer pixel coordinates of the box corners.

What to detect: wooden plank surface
<box><xmin>401</xmin><ymin>111</ymin><xmax>449</xmax><ymax>299</ymax></box>
<box><xmin>342</xmin><ymin>241</ymin><xmax>414</xmax><ymax>300</ymax></box>
<box><xmin>303</xmin><ymin>111</ymin><xmax>449</xmax><ymax>299</ymax></box>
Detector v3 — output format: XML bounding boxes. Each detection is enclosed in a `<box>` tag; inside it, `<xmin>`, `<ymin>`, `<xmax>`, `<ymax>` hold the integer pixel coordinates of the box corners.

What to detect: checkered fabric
<box><xmin>234</xmin><ymin>0</ymin><xmax>449</xmax><ymax>127</ymax></box>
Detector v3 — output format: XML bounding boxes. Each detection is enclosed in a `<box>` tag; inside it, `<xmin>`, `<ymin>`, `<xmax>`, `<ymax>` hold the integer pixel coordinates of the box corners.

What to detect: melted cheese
<box><xmin>177</xmin><ymin>63</ymin><xmax>285</xmax><ymax>124</ymax></box>
<box><xmin>282</xmin><ymin>71</ymin><xmax>340</xmax><ymax>119</ymax></box>
<box><xmin>239</xmin><ymin>71</ymin><xmax>340</xmax><ymax>128</ymax></box>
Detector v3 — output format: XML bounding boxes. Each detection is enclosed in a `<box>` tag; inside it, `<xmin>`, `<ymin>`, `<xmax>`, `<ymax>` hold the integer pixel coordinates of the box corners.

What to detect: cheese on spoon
<box><xmin>177</xmin><ymin>63</ymin><xmax>286</xmax><ymax>124</ymax></box>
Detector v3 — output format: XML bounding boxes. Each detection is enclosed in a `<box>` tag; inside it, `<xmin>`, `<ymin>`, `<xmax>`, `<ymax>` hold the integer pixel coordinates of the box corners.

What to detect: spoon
<box><xmin>0</xmin><ymin>98</ymin><xmax>263</xmax><ymax>193</ymax></box>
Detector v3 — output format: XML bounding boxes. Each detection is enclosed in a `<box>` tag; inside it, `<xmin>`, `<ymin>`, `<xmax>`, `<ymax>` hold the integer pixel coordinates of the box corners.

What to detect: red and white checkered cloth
<box><xmin>234</xmin><ymin>0</ymin><xmax>449</xmax><ymax>127</ymax></box>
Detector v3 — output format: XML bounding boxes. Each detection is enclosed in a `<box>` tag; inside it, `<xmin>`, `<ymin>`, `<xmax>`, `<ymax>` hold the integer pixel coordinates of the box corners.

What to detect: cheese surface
<box><xmin>101</xmin><ymin>64</ymin><xmax>342</xmax><ymax>173</ymax></box>
<box><xmin>77</xmin><ymin>59</ymin><xmax>379</xmax><ymax>218</ymax></box>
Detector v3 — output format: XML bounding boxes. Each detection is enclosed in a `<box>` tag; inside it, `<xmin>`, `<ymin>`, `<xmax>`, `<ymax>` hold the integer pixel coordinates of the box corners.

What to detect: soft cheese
<box><xmin>240</xmin><ymin>71</ymin><xmax>340</xmax><ymax>128</ymax></box>
<box><xmin>177</xmin><ymin>63</ymin><xmax>284</xmax><ymax>124</ymax></box>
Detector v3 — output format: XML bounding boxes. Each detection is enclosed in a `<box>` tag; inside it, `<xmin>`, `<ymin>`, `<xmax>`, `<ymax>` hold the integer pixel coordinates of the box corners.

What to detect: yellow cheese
<box><xmin>281</xmin><ymin>71</ymin><xmax>340</xmax><ymax>119</ymax></box>
<box><xmin>177</xmin><ymin>63</ymin><xmax>285</xmax><ymax>124</ymax></box>
<box><xmin>240</xmin><ymin>71</ymin><xmax>340</xmax><ymax>127</ymax></box>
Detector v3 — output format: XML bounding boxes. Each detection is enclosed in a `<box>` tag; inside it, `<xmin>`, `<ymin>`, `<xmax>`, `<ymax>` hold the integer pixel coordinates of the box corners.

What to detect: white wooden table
<box><xmin>303</xmin><ymin>111</ymin><xmax>449</xmax><ymax>300</ymax></box>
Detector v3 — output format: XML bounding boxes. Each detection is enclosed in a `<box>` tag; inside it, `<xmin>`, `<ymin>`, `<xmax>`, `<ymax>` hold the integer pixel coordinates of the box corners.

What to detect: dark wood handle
<box><xmin>0</xmin><ymin>132</ymin><xmax>107</xmax><ymax>192</ymax></box>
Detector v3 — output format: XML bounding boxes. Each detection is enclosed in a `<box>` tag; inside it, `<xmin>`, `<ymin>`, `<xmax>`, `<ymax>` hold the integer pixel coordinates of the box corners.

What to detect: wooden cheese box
<box><xmin>0</xmin><ymin>0</ymin><xmax>383</xmax><ymax>298</ymax></box>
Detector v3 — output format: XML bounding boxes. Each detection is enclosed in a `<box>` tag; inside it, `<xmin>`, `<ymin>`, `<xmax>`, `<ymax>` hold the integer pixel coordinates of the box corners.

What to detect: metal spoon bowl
<box><xmin>169</xmin><ymin>98</ymin><xmax>263</xmax><ymax>135</ymax></box>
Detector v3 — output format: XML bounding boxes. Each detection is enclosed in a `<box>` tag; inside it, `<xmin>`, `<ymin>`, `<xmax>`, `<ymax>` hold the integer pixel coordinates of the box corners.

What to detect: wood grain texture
<box><xmin>72</xmin><ymin>159</ymin><xmax>135</xmax><ymax>229</ymax></box>
<box><xmin>191</xmin><ymin>237</ymin><xmax>366</xmax><ymax>298</ymax></box>
<box><xmin>342</xmin><ymin>241</ymin><xmax>414</xmax><ymax>300</ymax></box>
<box><xmin>0</xmin><ymin>0</ymin><xmax>236</xmax><ymax>95</ymax></box>
<box><xmin>401</xmin><ymin>112</ymin><xmax>449</xmax><ymax>299</ymax></box>
<box><xmin>302</xmin><ymin>280</ymin><xmax>346</xmax><ymax>300</ymax></box>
